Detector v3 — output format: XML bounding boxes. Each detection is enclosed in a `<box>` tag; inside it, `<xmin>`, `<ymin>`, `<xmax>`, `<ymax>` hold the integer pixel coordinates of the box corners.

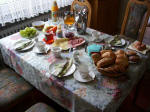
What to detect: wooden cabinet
<box><xmin>88</xmin><ymin>0</ymin><xmax>120</xmax><ymax>35</ymax></box>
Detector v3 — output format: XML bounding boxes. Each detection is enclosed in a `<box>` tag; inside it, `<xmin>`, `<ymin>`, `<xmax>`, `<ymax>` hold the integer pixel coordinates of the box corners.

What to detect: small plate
<box><xmin>33</xmin><ymin>45</ymin><xmax>50</xmax><ymax>54</ymax></box>
<box><xmin>73</xmin><ymin>70</ymin><xmax>95</xmax><ymax>83</ymax></box>
<box><xmin>110</xmin><ymin>38</ymin><xmax>126</xmax><ymax>47</ymax></box>
<box><xmin>71</xmin><ymin>39</ymin><xmax>86</xmax><ymax>48</ymax></box>
<box><xmin>14</xmin><ymin>40</ymin><xmax>35</xmax><ymax>52</ymax></box>
<box><xmin>49</xmin><ymin>59</ymin><xmax>76</xmax><ymax>77</ymax></box>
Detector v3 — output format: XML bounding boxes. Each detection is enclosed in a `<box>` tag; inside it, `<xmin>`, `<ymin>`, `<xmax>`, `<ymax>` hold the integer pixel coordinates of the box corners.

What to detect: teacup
<box><xmin>78</xmin><ymin>64</ymin><xmax>90</xmax><ymax>79</ymax></box>
<box><xmin>36</xmin><ymin>41</ymin><xmax>46</xmax><ymax>52</ymax></box>
<box><xmin>51</xmin><ymin>47</ymin><xmax>62</xmax><ymax>58</ymax></box>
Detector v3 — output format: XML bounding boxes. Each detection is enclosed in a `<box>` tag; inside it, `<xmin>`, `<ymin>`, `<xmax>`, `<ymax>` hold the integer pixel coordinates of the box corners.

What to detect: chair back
<box><xmin>71</xmin><ymin>0</ymin><xmax>91</xmax><ymax>27</ymax></box>
<box><xmin>121</xmin><ymin>0</ymin><xmax>150</xmax><ymax>42</ymax></box>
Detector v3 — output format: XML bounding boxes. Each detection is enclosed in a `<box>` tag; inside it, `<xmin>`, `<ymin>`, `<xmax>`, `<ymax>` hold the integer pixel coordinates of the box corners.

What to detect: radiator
<box><xmin>0</xmin><ymin>6</ymin><xmax>70</xmax><ymax>38</ymax></box>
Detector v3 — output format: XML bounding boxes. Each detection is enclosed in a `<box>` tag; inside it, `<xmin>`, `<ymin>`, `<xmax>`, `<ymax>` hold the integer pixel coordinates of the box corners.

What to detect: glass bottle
<box><xmin>56</xmin><ymin>25</ymin><xmax>63</xmax><ymax>38</ymax></box>
<box><xmin>51</xmin><ymin>0</ymin><xmax>59</xmax><ymax>23</ymax></box>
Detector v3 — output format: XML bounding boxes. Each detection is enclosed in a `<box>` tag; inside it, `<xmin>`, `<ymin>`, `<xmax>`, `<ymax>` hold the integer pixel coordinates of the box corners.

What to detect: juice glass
<box><xmin>43</xmin><ymin>31</ymin><xmax>54</xmax><ymax>44</ymax></box>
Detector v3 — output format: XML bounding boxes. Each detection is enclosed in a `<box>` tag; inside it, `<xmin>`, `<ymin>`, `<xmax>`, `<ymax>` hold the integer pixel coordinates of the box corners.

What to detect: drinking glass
<box><xmin>64</xmin><ymin>11</ymin><xmax>75</xmax><ymax>31</ymax></box>
<box><xmin>43</xmin><ymin>31</ymin><xmax>54</xmax><ymax>44</ymax></box>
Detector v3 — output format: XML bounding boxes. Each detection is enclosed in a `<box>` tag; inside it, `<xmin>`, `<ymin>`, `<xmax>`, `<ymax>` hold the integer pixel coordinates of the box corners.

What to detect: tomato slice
<box><xmin>51</xmin><ymin>26</ymin><xmax>57</xmax><ymax>33</ymax></box>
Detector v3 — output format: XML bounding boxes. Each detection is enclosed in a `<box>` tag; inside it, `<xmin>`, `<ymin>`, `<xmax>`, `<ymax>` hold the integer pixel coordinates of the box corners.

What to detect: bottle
<box><xmin>51</xmin><ymin>0</ymin><xmax>58</xmax><ymax>23</ymax></box>
<box><xmin>56</xmin><ymin>25</ymin><xmax>63</xmax><ymax>38</ymax></box>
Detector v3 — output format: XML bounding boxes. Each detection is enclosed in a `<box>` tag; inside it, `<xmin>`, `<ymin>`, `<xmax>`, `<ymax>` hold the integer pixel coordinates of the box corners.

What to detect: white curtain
<box><xmin>0</xmin><ymin>0</ymin><xmax>74</xmax><ymax>26</ymax></box>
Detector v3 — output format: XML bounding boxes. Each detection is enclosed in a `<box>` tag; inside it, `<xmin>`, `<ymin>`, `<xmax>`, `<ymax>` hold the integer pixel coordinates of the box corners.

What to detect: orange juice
<box><xmin>64</xmin><ymin>16</ymin><xmax>75</xmax><ymax>26</ymax></box>
<box><xmin>51</xmin><ymin>0</ymin><xmax>58</xmax><ymax>22</ymax></box>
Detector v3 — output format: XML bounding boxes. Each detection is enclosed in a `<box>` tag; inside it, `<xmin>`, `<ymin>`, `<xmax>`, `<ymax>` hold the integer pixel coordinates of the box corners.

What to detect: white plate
<box><xmin>73</xmin><ymin>70</ymin><xmax>95</xmax><ymax>83</ymax></box>
<box><xmin>14</xmin><ymin>40</ymin><xmax>35</xmax><ymax>52</ymax></box>
<box><xmin>110</xmin><ymin>38</ymin><xmax>126</xmax><ymax>47</ymax></box>
<box><xmin>33</xmin><ymin>45</ymin><xmax>50</xmax><ymax>54</ymax></box>
<box><xmin>49</xmin><ymin>60</ymin><xmax>76</xmax><ymax>77</ymax></box>
<box><xmin>64</xmin><ymin>64</ymin><xmax>76</xmax><ymax>76</ymax></box>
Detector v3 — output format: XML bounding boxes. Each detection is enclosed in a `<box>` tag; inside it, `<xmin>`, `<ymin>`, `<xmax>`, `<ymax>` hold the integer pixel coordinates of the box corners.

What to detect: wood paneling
<box><xmin>88</xmin><ymin>0</ymin><xmax>120</xmax><ymax>35</ymax></box>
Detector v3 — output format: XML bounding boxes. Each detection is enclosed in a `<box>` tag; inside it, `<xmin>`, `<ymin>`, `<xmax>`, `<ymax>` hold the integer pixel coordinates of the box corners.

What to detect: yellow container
<box><xmin>51</xmin><ymin>0</ymin><xmax>59</xmax><ymax>22</ymax></box>
<box><xmin>51</xmin><ymin>1</ymin><xmax>58</xmax><ymax>11</ymax></box>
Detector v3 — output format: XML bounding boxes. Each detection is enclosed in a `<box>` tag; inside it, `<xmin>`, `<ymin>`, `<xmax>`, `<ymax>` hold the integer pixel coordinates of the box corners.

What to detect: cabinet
<box><xmin>88</xmin><ymin>0</ymin><xmax>120</xmax><ymax>35</ymax></box>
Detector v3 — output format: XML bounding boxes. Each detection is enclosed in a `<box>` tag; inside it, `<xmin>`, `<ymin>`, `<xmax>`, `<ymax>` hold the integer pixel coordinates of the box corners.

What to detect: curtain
<box><xmin>0</xmin><ymin>0</ymin><xmax>74</xmax><ymax>26</ymax></box>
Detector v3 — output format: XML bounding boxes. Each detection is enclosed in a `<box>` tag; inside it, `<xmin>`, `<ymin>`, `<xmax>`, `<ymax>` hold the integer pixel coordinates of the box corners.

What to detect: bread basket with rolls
<box><xmin>91</xmin><ymin>50</ymin><xmax>129</xmax><ymax>77</ymax></box>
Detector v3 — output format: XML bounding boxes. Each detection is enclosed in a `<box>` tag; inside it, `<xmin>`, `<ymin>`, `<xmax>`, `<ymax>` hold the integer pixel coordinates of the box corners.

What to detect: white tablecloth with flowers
<box><xmin>0</xmin><ymin>28</ymin><xmax>150</xmax><ymax>112</ymax></box>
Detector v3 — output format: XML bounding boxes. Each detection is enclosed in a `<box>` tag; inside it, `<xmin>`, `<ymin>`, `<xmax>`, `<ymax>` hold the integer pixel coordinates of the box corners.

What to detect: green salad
<box><xmin>20</xmin><ymin>27</ymin><xmax>37</xmax><ymax>39</ymax></box>
<box><xmin>110</xmin><ymin>35</ymin><xmax>122</xmax><ymax>46</ymax></box>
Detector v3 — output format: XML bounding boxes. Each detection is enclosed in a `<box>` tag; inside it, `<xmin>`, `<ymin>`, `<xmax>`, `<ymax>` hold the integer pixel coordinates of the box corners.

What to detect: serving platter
<box><xmin>53</xmin><ymin>37</ymin><xmax>85</xmax><ymax>51</ymax></box>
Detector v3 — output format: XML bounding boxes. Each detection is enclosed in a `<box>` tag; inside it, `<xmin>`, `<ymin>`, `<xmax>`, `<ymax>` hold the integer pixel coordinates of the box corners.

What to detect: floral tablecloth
<box><xmin>0</xmin><ymin>28</ymin><xmax>150</xmax><ymax>112</ymax></box>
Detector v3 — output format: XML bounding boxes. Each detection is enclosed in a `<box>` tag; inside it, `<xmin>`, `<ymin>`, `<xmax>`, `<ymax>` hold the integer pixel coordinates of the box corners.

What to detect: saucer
<box><xmin>73</xmin><ymin>70</ymin><xmax>95</xmax><ymax>83</ymax></box>
<box><xmin>33</xmin><ymin>45</ymin><xmax>50</xmax><ymax>54</ymax></box>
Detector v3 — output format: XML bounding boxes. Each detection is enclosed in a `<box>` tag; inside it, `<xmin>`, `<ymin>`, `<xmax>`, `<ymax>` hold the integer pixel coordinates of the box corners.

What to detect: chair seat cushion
<box><xmin>0</xmin><ymin>68</ymin><xmax>33</xmax><ymax>109</ymax></box>
<box><xmin>25</xmin><ymin>103</ymin><xmax>56</xmax><ymax>112</ymax></box>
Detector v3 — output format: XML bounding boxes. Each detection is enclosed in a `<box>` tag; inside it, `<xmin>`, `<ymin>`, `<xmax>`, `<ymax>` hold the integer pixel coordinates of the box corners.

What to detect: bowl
<box><xmin>32</xmin><ymin>21</ymin><xmax>45</xmax><ymax>31</ymax></box>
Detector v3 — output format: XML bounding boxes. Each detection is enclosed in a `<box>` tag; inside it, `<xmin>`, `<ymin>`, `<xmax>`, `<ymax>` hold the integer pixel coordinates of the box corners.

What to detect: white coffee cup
<box><xmin>36</xmin><ymin>41</ymin><xmax>45</xmax><ymax>52</ymax></box>
<box><xmin>78</xmin><ymin>64</ymin><xmax>90</xmax><ymax>79</ymax></box>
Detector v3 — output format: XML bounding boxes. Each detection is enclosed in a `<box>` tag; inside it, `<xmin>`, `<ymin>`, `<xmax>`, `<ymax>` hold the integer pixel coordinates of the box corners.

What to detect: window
<box><xmin>0</xmin><ymin>0</ymin><xmax>73</xmax><ymax>26</ymax></box>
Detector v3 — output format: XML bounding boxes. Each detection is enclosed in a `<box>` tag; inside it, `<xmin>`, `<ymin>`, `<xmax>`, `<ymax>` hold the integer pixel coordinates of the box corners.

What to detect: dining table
<box><xmin>0</xmin><ymin>22</ymin><xmax>150</xmax><ymax>112</ymax></box>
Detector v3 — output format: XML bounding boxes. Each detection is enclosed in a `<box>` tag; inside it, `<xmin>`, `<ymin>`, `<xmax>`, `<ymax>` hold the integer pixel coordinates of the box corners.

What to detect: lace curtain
<box><xmin>0</xmin><ymin>0</ymin><xmax>74</xmax><ymax>26</ymax></box>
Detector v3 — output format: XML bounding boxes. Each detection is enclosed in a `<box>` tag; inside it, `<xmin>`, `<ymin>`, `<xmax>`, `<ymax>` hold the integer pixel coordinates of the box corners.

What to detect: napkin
<box><xmin>87</xmin><ymin>44</ymin><xmax>102</xmax><ymax>56</ymax></box>
<box><xmin>15</xmin><ymin>40</ymin><xmax>33</xmax><ymax>51</ymax></box>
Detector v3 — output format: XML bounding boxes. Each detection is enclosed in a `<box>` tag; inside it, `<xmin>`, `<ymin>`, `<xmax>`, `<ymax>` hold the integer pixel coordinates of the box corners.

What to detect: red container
<box><xmin>43</xmin><ymin>32</ymin><xmax>54</xmax><ymax>44</ymax></box>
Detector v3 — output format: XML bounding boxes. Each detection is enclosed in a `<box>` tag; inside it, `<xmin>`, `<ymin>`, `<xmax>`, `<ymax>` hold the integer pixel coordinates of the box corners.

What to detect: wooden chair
<box><xmin>120</xmin><ymin>0</ymin><xmax>150</xmax><ymax>42</ymax></box>
<box><xmin>71</xmin><ymin>0</ymin><xmax>91</xmax><ymax>27</ymax></box>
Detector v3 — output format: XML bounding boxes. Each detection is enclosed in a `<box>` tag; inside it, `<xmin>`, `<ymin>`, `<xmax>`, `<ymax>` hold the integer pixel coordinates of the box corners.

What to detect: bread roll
<box><xmin>116</xmin><ymin>54</ymin><xmax>127</xmax><ymax>59</ymax></box>
<box><xmin>115</xmin><ymin>50</ymin><xmax>125</xmax><ymax>55</ymax></box>
<box><xmin>97</xmin><ymin>68</ymin><xmax>122</xmax><ymax>77</ymax></box>
<box><xmin>91</xmin><ymin>53</ymin><xmax>101</xmax><ymax>65</ymax></box>
<box><xmin>129</xmin><ymin>55</ymin><xmax>140</xmax><ymax>62</ymax></box>
<box><xmin>97</xmin><ymin>58</ymin><xmax>114</xmax><ymax>68</ymax></box>
<box><xmin>134</xmin><ymin>41</ymin><xmax>146</xmax><ymax>51</ymax></box>
<box><xmin>100</xmin><ymin>50</ymin><xmax>112</xmax><ymax>55</ymax></box>
<box><xmin>101</xmin><ymin>52</ymin><xmax>116</xmax><ymax>60</ymax></box>
<box><xmin>126</xmin><ymin>50</ymin><xmax>137</xmax><ymax>56</ymax></box>
<box><xmin>115</xmin><ymin>58</ymin><xmax>128</xmax><ymax>67</ymax></box>
<box><xmin>100</xmin><ymin>65</ymin><xmax>126</xmax><ymax>73</ymax></box>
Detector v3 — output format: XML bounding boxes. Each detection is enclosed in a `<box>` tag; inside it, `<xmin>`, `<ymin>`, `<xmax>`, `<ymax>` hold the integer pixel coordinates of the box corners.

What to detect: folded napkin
<box><xmin>15</xmin><ymin>40</ymin><xmax>33</xmax><ymax>51</ymax></box>
<box><xmin>87</xmin><ymin>44</ymin><xmax>102</xmax><ymax>56</ymax></box>
<box><xmin>128</xmin><ymin>41</ymin><xmax>150</xmax><ymax>55</ymax></box>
